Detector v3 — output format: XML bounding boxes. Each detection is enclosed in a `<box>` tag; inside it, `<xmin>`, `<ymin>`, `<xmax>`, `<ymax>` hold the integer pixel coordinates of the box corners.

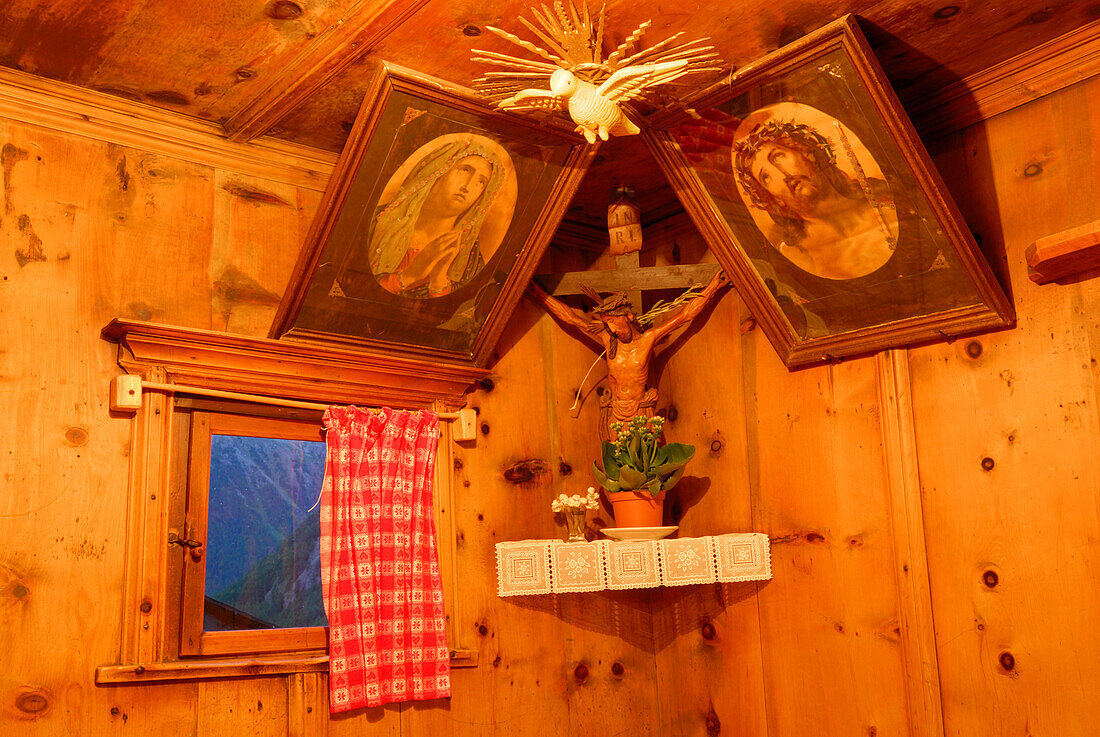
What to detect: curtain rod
<box><xmin>111</xmin><ymin>376</ymin><xmax>478</xmax><ymax>441</ymax></box>
<box><xmin>142</xmin><ymin>381</ymin><xmax>463</xmax><ymax>418</ymax></box>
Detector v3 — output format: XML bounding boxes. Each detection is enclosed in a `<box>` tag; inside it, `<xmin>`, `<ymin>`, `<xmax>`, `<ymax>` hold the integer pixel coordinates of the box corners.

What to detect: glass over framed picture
<box><xmin>271</xmin><ymin>62</ymin><xmax>592</xmax><ymax>366</ymax></box>
<box><xmin>645</xmin><ymin>15</ymin><xmax>1013</xmax><ymax>367</ymax></box>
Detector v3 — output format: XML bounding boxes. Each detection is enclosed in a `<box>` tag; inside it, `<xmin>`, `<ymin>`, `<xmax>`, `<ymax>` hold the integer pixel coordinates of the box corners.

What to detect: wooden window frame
<box><xmin>179</xmin><ymin>410</ymin><xmax>328</xmax><ymax>658</ymax></box>
<box><xmin>96</xmin><ymin>320</ymin><xmax>485</xmax><ymax>684</ymax></box>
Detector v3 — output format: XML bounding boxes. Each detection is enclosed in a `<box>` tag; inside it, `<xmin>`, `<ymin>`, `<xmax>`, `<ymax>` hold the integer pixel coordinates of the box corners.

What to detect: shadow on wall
<box><xmin>859</xmin><ymin>17</ymin><xmax>1012</xmax><ymax>305</ymax></box>
<box><xmin>500</xmin><ymin>579</ymin><xmax>764</xmax><ymax>652</ymax></box>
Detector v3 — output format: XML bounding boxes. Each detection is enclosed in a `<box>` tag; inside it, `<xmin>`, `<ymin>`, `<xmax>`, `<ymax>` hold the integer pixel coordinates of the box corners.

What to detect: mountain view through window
<box><xmin>204</xmin><ymin>434</ymin><xmax>328</xmax><ymax>631</ymax></box>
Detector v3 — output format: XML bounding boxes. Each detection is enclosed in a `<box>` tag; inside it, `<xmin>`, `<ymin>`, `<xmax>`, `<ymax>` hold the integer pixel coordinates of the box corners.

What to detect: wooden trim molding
<box><xmin>99</xmin><ymin>321</ymin><xmax>483</xmax><ymax>687</ymax></box>
<box><xmin>875</xmin><ymin>350</ymin><xmax>946</xmax><ymax>737</ymax></box>
<box><xmin>103</xmin><ymin>319</ymin><xmax>488</xmax><ymax>410</ymax></box>
<box><xmin>96</xmin><ymin>648</ymin><xmax>478</xmax><ymax>685</ymax></box>
<box><xmin>907</xmin><ymin>18</ymin><xmax>1100</xmax><ymax>139</ymax></box>
<box><xmin>0</xmin><ymin>67</ymin><xmax>336</xmax><ymax>191</ymax></box>
<box><xmin>119</xmin><ymin>365</ymin><xmax>173</xmax><ymax>664</ymax></box>
<box><xmin>224</xmin><ymin>0</ymin><xmax>430</xmax><ymax>142</ymax></box>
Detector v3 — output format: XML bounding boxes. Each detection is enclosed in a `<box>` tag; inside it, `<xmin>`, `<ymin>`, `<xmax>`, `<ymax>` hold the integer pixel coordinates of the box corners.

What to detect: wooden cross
<box><xmin>535</xmin><ymin>188</ymin><xmax>720</xmax><ymax>312</ymax></box>
<box><xmin>534</xmin><ymin>260</ymin><xmax>721</xmax><ymax>313</ymax></box>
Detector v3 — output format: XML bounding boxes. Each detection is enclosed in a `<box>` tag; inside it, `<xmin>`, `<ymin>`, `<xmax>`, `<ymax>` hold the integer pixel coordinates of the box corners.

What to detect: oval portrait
<box><xmin>368</xmin><ymin>133</ymin><xmax>518</xmax><ymax>298</ymax></box>
<box><xmin>731</xmin><ymin>102</ymin><xmax>899</xmax><ymax>280</ymax></box>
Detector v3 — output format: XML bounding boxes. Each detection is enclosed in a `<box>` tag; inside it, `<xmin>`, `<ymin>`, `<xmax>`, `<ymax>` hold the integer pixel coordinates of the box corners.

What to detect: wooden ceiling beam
<box><xmin>222</xmin><ymin>0</ymin><xmax>429</xmax><ymax>143</ymax></box>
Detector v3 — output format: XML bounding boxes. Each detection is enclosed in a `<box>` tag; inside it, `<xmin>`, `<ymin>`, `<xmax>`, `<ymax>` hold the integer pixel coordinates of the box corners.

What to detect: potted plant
<box><xmin>592</xmin><ymin>415</ymin><xmax>695</xmax><ymax>528</ymax></box>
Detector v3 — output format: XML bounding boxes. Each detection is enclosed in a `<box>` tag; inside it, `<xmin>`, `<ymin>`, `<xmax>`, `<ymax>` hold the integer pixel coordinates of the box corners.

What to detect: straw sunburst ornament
<box><xmin>472</xmin><ymin>2</ymin><xmax>723</xmax><ymax>143</ymax></box>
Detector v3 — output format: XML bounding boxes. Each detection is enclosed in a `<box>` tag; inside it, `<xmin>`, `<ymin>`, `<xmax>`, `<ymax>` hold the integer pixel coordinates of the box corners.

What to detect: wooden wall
<box><xmin>647</xmin><ymin>73</ymin><xmax>1100</xmax><ymax>736</ymax></box>
<box><xmin>0</xmin><ymin>85</ymin><xmax>660</xmax><ymax>735</ymax></box>
<box><xmin>1</xmin><ymin>66</ymin><xmax>1098</xmax><ymax>737</ymax></box>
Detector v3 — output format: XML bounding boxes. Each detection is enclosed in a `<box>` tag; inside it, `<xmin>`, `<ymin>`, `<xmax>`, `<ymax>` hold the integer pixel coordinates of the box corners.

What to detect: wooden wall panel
<box><xmin>746</xmin><ymin>348</ymin><xmax>911</xmax><ymax>736</ymax></box>
<box><xmin>0</xmin><ymin>118</ymin><xmax>210</xmax><ymax>735</ymax></box>
<box><xmin>0</xmin><ymin>104</ymin><xmax>659</xmax><ymax>736</ymax></box>
<box><xmin>3</xmin><ymin>45</ymin><xmax>1100</xmax><ymax>737</ymax></box>
<box><xmin>402</xmin><ymin>302</ymin><xmax>573</xmax><ymax>737</ymax></box>
<box><xmin>913</xmin><ymin>75</ymin><xmax>1100</xmax><ymax>737</ymax></box>
<box><xmin>197</xmin><ymin>678</ymin><xmax>289</xmax><ymax>736</ymax></box>
<box><xmin>210</xmin><ymin>170</ymin><xmax>321</xmax><ymax>335</ymax></box>
<box><xmin>642</xmin><ymin>220</ymin><xmax>913</xmax><ymax>734</ymax></box>
<box><xmin>646</xmin><ymin>225</ymin><xmax>769</xmax><ymax>737</ymax></box>
<box><xmin>540</xmin><ymin>274</ymin><xmax>662</xmax><ymax>737</ymax></box>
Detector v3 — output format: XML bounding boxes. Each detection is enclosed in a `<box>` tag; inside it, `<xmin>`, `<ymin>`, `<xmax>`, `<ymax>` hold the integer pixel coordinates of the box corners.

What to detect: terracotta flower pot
<box><xmin>607</xmin><ymin>489</ymin><xmax>665</xmax><ymax>528</ymax></box>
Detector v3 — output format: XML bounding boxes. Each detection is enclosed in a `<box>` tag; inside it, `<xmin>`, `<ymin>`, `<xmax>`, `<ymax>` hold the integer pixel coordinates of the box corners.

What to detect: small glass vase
<box><xmin>564</xmin><ymin>508</ymin><xmax>588</xmax><ymax>543</ymax></box>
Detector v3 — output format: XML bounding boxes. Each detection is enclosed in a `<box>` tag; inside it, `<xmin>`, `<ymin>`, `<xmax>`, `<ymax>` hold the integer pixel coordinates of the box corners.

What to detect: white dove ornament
<box><xmin>549</xmin><ymin>68</ymin><xmax>640</xmax><ymax>143</ymax></box>
<box><xmin>501</xmin><ymin>59</ymin><xmax>689</xmax><ymax>144</ymax></box>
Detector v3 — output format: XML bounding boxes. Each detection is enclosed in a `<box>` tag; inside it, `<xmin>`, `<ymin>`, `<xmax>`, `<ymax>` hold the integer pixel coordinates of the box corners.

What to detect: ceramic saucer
<box><xmin>599</xmin><ymin>526</ymin><xmax>678</xmax><ymax>541</ymax></box>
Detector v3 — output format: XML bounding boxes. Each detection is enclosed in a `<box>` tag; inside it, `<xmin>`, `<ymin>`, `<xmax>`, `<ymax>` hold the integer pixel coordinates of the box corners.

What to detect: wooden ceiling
<box><xmin>2</xmin><ymin>0</ymin><xmax>1096</xmax><ymax>228</ymax></box>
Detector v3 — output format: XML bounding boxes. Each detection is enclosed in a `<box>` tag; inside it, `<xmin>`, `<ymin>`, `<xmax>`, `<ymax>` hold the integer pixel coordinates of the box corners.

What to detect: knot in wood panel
<box><xmin>15</xmin><ymin>688</ymin><xmax>50</xmax><ymax>715</ymax></box>
<box><xmin>502</xmin><ymin>459</ymin><xmax>547</xmax><ymax>485</ymax></box>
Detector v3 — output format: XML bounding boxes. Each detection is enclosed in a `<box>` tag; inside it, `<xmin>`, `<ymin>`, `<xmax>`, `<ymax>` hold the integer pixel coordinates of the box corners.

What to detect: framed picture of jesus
<box><xmin>645</xmin><ymin>15</ymin><xmax>1014</xmax><ymax>368</ymax></box>
<box><xmin>270</xmin><ymin>62</ymin><xmax>593</xmax><ymax>367</ymax></box>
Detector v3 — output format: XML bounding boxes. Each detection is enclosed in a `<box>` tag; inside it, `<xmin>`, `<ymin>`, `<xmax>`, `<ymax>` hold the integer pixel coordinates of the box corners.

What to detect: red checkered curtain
<box><xmin>319</xmin><ymin>406</ymin><xmax>451</xmax><ymax>712</ymax></box>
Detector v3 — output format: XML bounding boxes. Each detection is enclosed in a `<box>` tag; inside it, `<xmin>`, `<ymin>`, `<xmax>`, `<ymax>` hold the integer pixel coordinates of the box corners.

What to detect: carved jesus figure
<box><xmin>528</xmin><ymin>269</ymin><xmax>728</xmax><ymax>438</ymax></box>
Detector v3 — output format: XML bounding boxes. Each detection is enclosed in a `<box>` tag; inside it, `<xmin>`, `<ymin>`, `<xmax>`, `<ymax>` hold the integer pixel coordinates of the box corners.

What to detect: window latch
<box><xmin>168</xmin><ymin>529</ymin><xmax>205</xmax><ymax>561</ymax></box>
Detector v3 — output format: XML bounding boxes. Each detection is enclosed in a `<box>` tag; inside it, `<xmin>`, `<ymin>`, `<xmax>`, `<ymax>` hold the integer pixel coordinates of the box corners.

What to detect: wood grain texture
<box><xmin>0</xmin><ymin>118</ymin><xmax>214</xmax><ymax>736</ymax></box>
<box><xmin>751</xmin><ymin>354</ymin><xmax>911</xmax><ymax>736</ymax></box>
<box><xmin>5</xmin><ymin>35</ymin><xmax>1100</xmax><ymax>737</ymax></box>
<box><xmin>907</xmin><ymin>19</ymin><xmax>1100</xmax><ymax>139</ymax></box>
<box><xmin>104</xmin><ymin>319</ymin><xmax>489</xmax><ymax>409</ymax></box>
<box><xmin>197</xmin><ymin>677</ymin><xmax>289</xmax><ymax>736</ymax></box>
<box><xmin>875</xmin><ymin>349</ymin><xmax>945</xmax><ymax>737</ymax></box>
<box><xmin>0</xmin><ymin>104</ymin><xmax>636</xmax><ymax>735</ymax></box>
<box><xmin>0</xmin><ymin>66</ymin><xmax>336</xmax><ymax>191</ymax></box>
<box><xmin>224</xmin><ymin>0</ymin><xmax>431</xmax><ymax>142</ymax></box>
<box><xmin>288</xmin><ymin>672</ymin><xmax>329</xmax><ymax>737</ymax></box>
<box><xmin>912</xmin><ymin>75</ymin><xmax>1100</xmax><ymax>737</ymax></box>
<box><xmin>648</xmin><ymin>227</ymin><xmax>769</xmax><ymax>737</ymax></box>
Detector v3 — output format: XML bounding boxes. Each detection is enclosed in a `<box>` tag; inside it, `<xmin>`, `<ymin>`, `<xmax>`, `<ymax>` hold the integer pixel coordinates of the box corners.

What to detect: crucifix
<box><xmin>528</xmin><ymin>187</ymin><xmax>728</xmax><ymax>438</ymax></box>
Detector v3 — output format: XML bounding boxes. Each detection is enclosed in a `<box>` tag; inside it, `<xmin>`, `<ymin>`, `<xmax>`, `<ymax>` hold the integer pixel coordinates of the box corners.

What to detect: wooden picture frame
<box><xmin>270</xmin><ymin>62</ymin><xmax>594</xmax><ymax>367</ymax></box>
<box><xmin>645</xmin><ymin>16</ymin><xmax>1014</xmax><ymax>367</ymax></box>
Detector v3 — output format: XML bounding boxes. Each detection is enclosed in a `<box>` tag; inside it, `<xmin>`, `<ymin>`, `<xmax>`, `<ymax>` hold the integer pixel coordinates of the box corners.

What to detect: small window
<box><xmin>180</xmin><ymin>411</ymin><xmax>328</xmax><ymax>657</ymax></box>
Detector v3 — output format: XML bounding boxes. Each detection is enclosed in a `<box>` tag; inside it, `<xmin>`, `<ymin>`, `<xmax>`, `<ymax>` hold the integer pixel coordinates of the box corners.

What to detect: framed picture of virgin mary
<box><xmin>271</xmin><ymin>63</ymin><xmax>592</xmax><ymax>366</ymax></box>
<box><xmin>645</xmin><ymin>15</ymin><xmax>1014</xmax><ymax>367</ymax></box>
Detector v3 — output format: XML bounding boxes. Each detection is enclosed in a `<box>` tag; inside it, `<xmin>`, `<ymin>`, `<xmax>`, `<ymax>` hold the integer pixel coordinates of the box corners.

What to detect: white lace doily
<box><xmin>496</xmin><ymin>533</ymin><xmax>771</xmax><ymax>596</ymax></box>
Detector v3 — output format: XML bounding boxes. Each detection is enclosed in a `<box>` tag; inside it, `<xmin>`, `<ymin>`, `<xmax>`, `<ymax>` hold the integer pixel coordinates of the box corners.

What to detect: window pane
<box><xmin>204</xmin><ymin>434</ymin><xmax>327</xmax><ymax>631</ymax></box>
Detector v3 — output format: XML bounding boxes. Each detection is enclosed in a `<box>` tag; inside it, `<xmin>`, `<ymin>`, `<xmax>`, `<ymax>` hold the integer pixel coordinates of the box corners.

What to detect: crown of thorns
<box><xmin>581</xmin><ymin>286</ymin><xmax>637</xmax><ymax>319</ymax></box>
<box><xmin>732</xmin><ymin>120</ymin><xmax>836</xmax><ymax>209</ymax></box>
